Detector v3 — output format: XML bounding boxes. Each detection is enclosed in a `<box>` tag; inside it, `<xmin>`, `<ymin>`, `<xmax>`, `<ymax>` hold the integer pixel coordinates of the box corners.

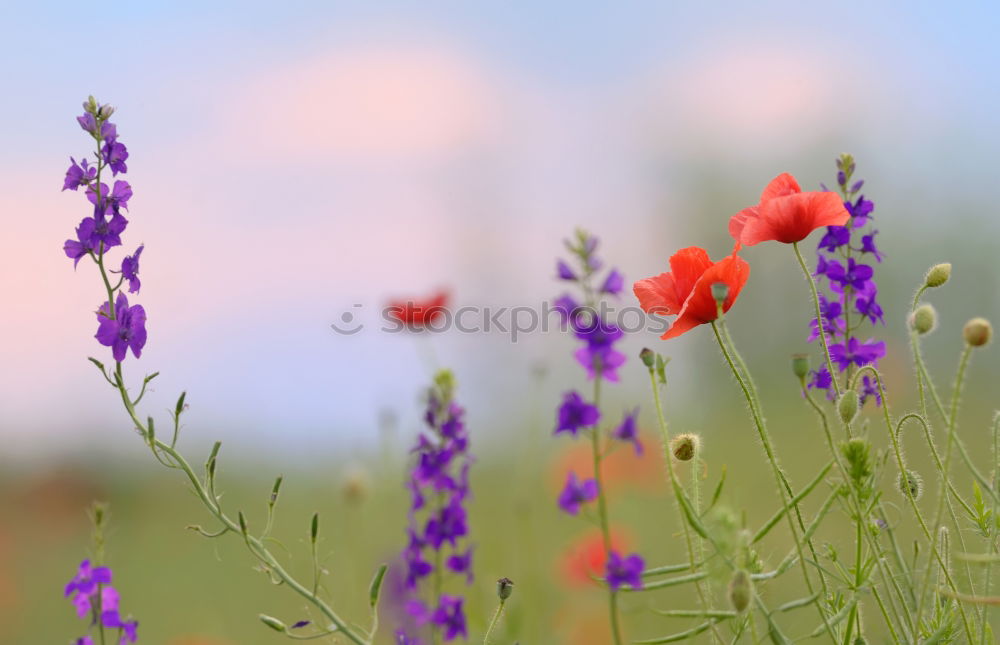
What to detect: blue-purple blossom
<box><xmin>601</xmin><ymin>268</ymin><xmax>624</xmax><ymax>295</ymax></box>
<box><xmin>88</xmin><ymin>180</ymin><xmax>132</xmax><ymax>214</ymax></box>
<box><xmin>102</xmin><ymin>139</ymin><xmax>129</xmax><ymax>176</ymax></box>
<box><xmin>65</xmin><ymin>559</ymin><xmax>112</xmax><ymax>618</ymax></box>
<box><xmin>611</xmin><ymin>408</ymin><xmax>642</xmax><ymax>455</ymax></box>
<box><xmin>557</xmin><ymin>471</ymin><xmax>599</xmax><ymax>515</ymax></box>
<box><xmin>95</xmin><ymin>292</ymin><xmax>147</xmax><ymax>362</ymax></box>
<box><xmin>432</xmin><ymin>596</ymin><xmax>467</xmax><ymax>641</ymax></box>
<box><xmin>557</xmin><ymin>259</ymin><xmax>577</xmax><ymax>281</ymax></box>
<box><xmin>65</xmin><ymin>560</ymin><xmax>138</xmax><ymax>644</ymax></box>
<box><xmin>830</xmin><ymin>338</ymin><xmax>886</xmax><ymax>371</ymax></box>
<box><xmin>64</xmin><ymin>217</ymin><xmax>99</xmax><ymax>267</ymax></box>
<box><xmin>120</xmin><ymin>245</ymin><xmax>143</xmax><ymax>294</ymax></box>
<box><xmin>555</xmin><ymin>391</ymin><xmax>600</xmax><ymax>436</ymax></box>
<box><xmin>818</xmin><ymin>226</ymin><xmax>850</xmax><ymax>252</ymax></box>
<box><xmin>63</xmin><ymin>157</ymin><xmax>97</xmax><ymax>191</ymax></box>
<box><xmin>446</xmin><ymin>548</ymin><xmax>474</xmax><ymax>583</ymax></box>
<box><xmin>573</xmin><ymin>317</ymin><xmax>627</xmax><ymax>381</ymax></box>
<box><xmin>605</xmin><ymin>551</ymin><xmax>644</xmax><ymax>591</ymax></box>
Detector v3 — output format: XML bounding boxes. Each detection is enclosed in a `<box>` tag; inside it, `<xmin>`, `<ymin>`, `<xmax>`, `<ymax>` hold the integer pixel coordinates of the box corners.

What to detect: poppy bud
<box><xmin>670</xmin><ymin>433</ymin><xmax>700</xmax><ymax>461</ymax></box>
<box><xmin>841</xmin><ymin>438</ymin><xmax>873</xmax><ymax>487</ymax></box>
<box><xmin>259</xmin><ymin>614</ymin><xmax>287</xmax><ymax>632</ymax></box>
<box><xmin>898</xmin><ymin>469</ymin><xmax>924</xmax><ymax>500</ymax></box>
<box><xmin>963</xmin><ymin>317</ymin><xmax>993</xmax><ymax>347</ymax></box>
<box><xmin>711</xmin><ymin>282</ymin><xmax>729</xmax><ymax>305</ymax></box>
<box><xmin>924</xmin><ymin>263</ymin><xmax>952</xmax><ymax>288</ymax></box>
<box><xmin>838</xmin><ymin>390</ymin><xmax>859</xmax><ymax>425</ymax></box>
<box><xmin>909</xmin><ymin>304</ymin><xmax>937</xmax><ymax>335</ymax></box>
<box><xmin>727</xmin><ymin>569</ymin><xmax>752</xmax><ymax>613</ymax></box>
<box><xmin>639</xmin><ymin>347</ymin><xmax>656</xmax><ymax>369</ymax></box>
<box><xmin>791</xmin><ymin>354</ymin><xmax>810</xmax><ymax>381</ymax></box>
<box><xmin>497</xmin><ymin>577</ymin><xmax>514</xmax><ymax>600</ymax></box>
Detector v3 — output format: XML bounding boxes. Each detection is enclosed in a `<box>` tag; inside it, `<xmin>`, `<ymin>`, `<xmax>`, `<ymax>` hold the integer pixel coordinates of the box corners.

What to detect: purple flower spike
<box><xmin>95</xmin><ymin>292</ymin><xmax>147</xmax><ymax>362</ymax></box>
<box><xmin>555</xmin><ymin>391</ymin><xmax>600</xmax><ymax>436</ymax></box>
<box><xmin>63</xmin><ymin>157</ymin><xmax>97</xmax><ymax>191</ymax></box>
<box><xmin>557</xmin><ymin>471</ymin><xmax>599</xmax><ymax>515</ymax></box>
<box><xmin>605</xmin><ymin>551</ymin><xmax>644</xmax><ymax>591</ymax></box>
<box><xmin>611</xmin><ymin>408</ymin><xmax>643</xmax><ymax>455</ymax></box>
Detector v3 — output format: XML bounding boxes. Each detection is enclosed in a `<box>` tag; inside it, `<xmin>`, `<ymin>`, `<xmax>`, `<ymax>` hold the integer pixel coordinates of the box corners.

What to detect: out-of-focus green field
<box><xmin>2</xmin><ymin>365</ymin><xmax>998</xmax><ymax>644</ymax></box>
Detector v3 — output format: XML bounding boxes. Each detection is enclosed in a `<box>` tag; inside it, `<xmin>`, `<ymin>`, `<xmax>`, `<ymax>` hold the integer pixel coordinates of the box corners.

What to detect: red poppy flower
<box><xmin>559</xmin><ymin>528</ymin><xmax>631</xmax><ymax>588</ymax></box>
<box><xmin>633</xmin><ymin>247</ymin><xmax>749</xmax><ymax>340</ymax></box>
<box><xmin>729</xmin><ymin>173</ymin><xmax>849</xmax><ymax>246</ymax></box>
<box><xmin>387</xmin><ymin>290</ymin><xmax>448</xmax><ymax>328</ymax></box>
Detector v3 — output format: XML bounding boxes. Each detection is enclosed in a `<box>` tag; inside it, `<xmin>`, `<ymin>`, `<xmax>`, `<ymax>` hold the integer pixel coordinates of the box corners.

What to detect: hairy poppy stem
<box><xmin>709</xmin><ymin>321</ymin><xmax>836</xmax><ymax>642</ymax></box>
<box><xmin>792</xmin><ymin>242</ymin><xmax>843</xmax><ymax>400</ymax></box>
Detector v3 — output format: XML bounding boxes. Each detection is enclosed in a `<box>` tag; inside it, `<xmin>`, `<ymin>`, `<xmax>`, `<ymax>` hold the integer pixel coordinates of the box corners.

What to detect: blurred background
<box><xmin>1</xmin><ymin>1</ymin><xmax>999</xmax><ymax>643</ymax></box>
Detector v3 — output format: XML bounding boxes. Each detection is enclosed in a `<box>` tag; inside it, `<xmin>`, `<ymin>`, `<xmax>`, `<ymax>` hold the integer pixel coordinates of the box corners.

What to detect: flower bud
<box><xmin>711</xmin><ymin>282</ymin><xmax>729</xmax><ymax>305</ymax></box>
<box><xmin>924</xmin><ymin>263</ymin><xmax>952</xmax><ymax>288</ymax></box>
<box><xmin>898</xmin><ymin>469</ymin><xmax>924</xmax><ymax>500</ymax></box>
<box><xmin>963</xmin><ymin>317</ymin><xmax>993</xmax><ymax>347</ymax></box>
<box><xmin>838</xmin><ymin>390</ymin><xmax>859</xmax><ymax>425</ymax></box>
<box><xmin>791</xmin><ymin>354</ymin><xmax>810</xmax><ymax>381</ymax></box>
<box><xmin>497</xmin><ymin>577</ymin><xmax>514</xmax><ymax>600</ymax></box>
<box><xmin>83</xmin><ymin>95</ymin><xmax>99</xmax><ymax>115</ymax></box>
<box><xmin>639</xmin><ymin>347</ymin><xmax>656</xmax><ymax>369</ymax></box>
<box><xmin>310</xmin><ymin>512</ymin><xmax>320</xmax><ymax>544</ymax></box>
<box><xmin>727</xmin><ymin>569</ymin><xmax>752</xmax><ymax>613</ymax></box>
<box><xmin>670</xmin><ymin>433</ymin><xmax>700</xmax><ymax>462</ymax></box>
<box><xmin>909</xmin><ymin>304</ymin><xmax>937</xmax><ymax>335</ymax></box>
<box><xmin>259</xmin><ymin>614</ymin><xmax>287</xmax><ymax>633</ymax></box>
<box><xmin>98</xmin><ymin>104</ymin><xmax>115</xmax><ymax>120</ymax></box>
<box><xmin>841</xmin><ymin>438</ymin><xmax>873</xmax><ymax>486</ymax></box>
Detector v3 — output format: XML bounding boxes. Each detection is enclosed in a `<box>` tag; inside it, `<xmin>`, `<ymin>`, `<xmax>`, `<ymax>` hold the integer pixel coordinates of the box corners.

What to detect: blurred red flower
<box><xmin>559</xmin><ymin>528</ymin><xmax>632</xmax><ymax>588</ymax></box>
<box><xmin>634</xmin><ymin>247</ymin><xmax>749</xmax><ymax>340</ymax></box>
<box><xmin>729</xmin><ymin>173</ymin><xmax>849</xmax><ymax>246</ymax></box>
<box><xmin>387</xmin><ymin>290</ymin><xmax>449</xmax><ymax>328</ymax></box>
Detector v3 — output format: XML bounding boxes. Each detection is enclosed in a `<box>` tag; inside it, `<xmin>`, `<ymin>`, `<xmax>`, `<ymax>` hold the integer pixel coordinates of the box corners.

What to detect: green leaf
<box><xmin>368</xmin><ymin>563</ymin><xmax>388</xmax><ymax>609</ymax></box>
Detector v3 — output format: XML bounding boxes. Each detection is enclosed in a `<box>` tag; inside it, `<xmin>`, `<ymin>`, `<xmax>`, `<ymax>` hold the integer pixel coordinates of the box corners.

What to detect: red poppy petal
<box><xmin>760</xmin><ymin>172</ymin><xmax>801</xmax><ymax>203</ymax></box>
<box><xmin>659</xmin><ymin>312</ymin><xmax>701</xmax><ymax>340</ymax></box>
<box><xmin>676</xmin><ymin>255</ymin><xmax>751</xmax><ymax>325</ymax></box>
<box><xmin>633</xmin><ymin>273</ymin><xmax>678</xmax><ymax>315</ymax></box>
<box><xmin>805</xmin><ymin>191</ymin><xmax>850</xmax><ymax>229</ymax></box>
<box><xmin>667</xmin><ymin>246</ymin><xmax>713</xmax><ymax>297</ymax></box>
<box><xmin>728</xmin><ymin>206</ymin><xmax>757</xmax><ymax>244</ymax></box>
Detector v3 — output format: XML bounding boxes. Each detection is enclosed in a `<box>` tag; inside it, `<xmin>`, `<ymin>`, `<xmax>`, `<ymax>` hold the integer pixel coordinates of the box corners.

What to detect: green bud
<box><xmin>963</xmin><ymin>317</ymin><xmax>993</xmax><ymax>347</ymax></box>
<box><xmin>259</xmin><ymin>614</ymin><xmax>287</xmax><ymax>633</ymax></box>
<box><xmin>841</xmin><ymin>438</ymin><xmax>873</xmax><ymax>486</ymax></box>
<box><xmin>710</xmin><ymin>282</ymin><xmax>729</xmax><ymax>305</ymax></box>
<box><xmin>898</xmin><ymin>469</ymin><xmax>924</xmax><ymax>500</ymax></box>
<box><xmin>270</xmin><ymin>475</ymin><xmax>283</xmax><ymax>505</ymax></box>
<box><xmin>175</xmin><ymin>391</ymin><xmax>187</xmax><ymax>418</ymax></box>
<box><xmin>639</xmin><ymin>347</ymin><xmax>656</xmax><ymax>369</ymax></box>
<box><xmin>310</xmin><ymin>512</ymin><xmax>320</xmax><ymax>544</ymax></box>
<box><xmin>369</xmin><ymin>563</ymin><xmax>388</xmax><ymax>609</ymax></box>
<box><xmin>791</xmin><ymin>354</ymin><xmax>810</xmax><ymax>381</ymax></box>
<box><xmin>727</xmin><ymin>569</ymin><xmax>753</xmax><ymax>613</ymax></box>
<box><xmin>497</xmin><ymin>577</ymin><xmax>514</xmax><ymax>600</ymax></box>
<box><xmin>671</xmin><ymin>433</ymin><xmax>700</xmax><ymax>462</ymax></box>
<box><xmin>238</xmin><ymin>511</ymin><xmax>249</xmax><ymax>535</ymax></box>
<box><xmin>909</xmin><ymin>304</ymin><xmax>937</xmax><ymax>335</ymax></box>
<box><xmin>83</xmin><ymin>95</ymin><xmax>99</xmax><ymax>115</ymax></box>
<box><xmin>924</xmin><ymin>263</ymin><xmax>951</xmax><ymax>288</ymax></box>
<box><xmin>838</xmin><ymin>390</ymin><xmax>859</xmax><ymax>425</ymax></box>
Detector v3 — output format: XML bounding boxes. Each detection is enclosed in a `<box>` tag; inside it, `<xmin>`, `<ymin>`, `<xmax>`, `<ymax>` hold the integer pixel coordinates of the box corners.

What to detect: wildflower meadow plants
<box><xmin>59</xmin><ymin>98</ymin><xmax>999</xmax><ymax>644</ymax></box>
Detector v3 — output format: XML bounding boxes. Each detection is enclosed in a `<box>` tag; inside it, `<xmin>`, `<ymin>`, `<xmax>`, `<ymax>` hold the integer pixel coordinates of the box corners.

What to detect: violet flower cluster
<box><xmin>552</xmin><ymin>230</ymin><xmax>644</xmax><ymax>591</ymax></box>
<box><xmin>62</xmin><ymin>96</ymin><xmax>147</xmax><ymax>363</ymax></box>
<box><xmin>399</xmin><ymin>370</ymin><xmax>472</xmax><ymax>643</ymax></box>
<box><xmin>808</xmin><ymin>155</ymin><xmax>886</xmax><ymax>405</ymax></box>
<box><xmin>65</xmin><ymin>560</ymin><xmax>138</xmax><ymax>645</ymax></box>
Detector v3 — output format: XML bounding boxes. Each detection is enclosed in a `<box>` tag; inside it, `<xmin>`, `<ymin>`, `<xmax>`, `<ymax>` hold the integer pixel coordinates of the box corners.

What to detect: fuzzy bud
<box><xmin>98</xmin><ymin>104</ymin><xmax>115</xmax><ymax>120</ymax></box>
<box><xmin>710</xmin><ymin>282</ymin><xmax>729</xmax><ymax>305</ymax></box>
<box><xmin>259</xmin><ymin>614</ymin><xmax>287</xmax><ymax>633</ymax></box>
<box><xmin>727</xmin><ymin>569</ymin><xmax>752</xmax><ymax>613</ymax></box>
<box><xmin>639</xmin><ymin>347</ymin><xmax>656</xmax><ymax>369</ymax></box>
<box><xmin>838</xmin><ymin>390</ymin><xmax>860</xmax><ymax>425</ymax></box>
<box><xmin>924</xmin><ymin>263</ymin><xmax>952</xmax><ymax>288</ymax></box>
<box><xmin>909</xmin><ymin>304</ymin><xmax>937</xmax><ymax>335</ymax></box>
<box><xmin>841</xmin><ymin>438</ymin><xmax>873</xmax><ymax>487</ymax></box>
<box><xmin>898</xmin><ymin>469</ymin><xmax>924</xmax><ymax>501</ymax></box>
<box><xmin>83</xmin><ymin>95</ymin><xmax>99</xmax><ymax>115</ymax></box>
<box><xmin>497</xmin><ymin>577</ymin><xmax>514</xmax><ymax>600</ymax></box>
<box><xmin>963</xmin><ymin>317</ymin><xmax>993</xmax><ymax>347</ymax></box>
<box><xmin>670</xmin><ymin>433</ymin><xmax>700</xmax><ymax>462</ymax></box>
<box><xmin>791</xmin><ymin>354</ymin><xmax>810</xmax><ymax>381</ymax></box>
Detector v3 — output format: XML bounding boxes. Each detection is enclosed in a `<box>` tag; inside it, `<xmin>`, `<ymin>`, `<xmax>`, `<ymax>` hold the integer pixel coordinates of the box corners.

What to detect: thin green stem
<box><xmin>483</xmin><ymin>599</ymin><xmax>506</xmax><ymax>644</ymax></box>
<box><xmin>792</xmin><ymin>242</ymin><xmax>841</xmax><ymax>398</ymax></box>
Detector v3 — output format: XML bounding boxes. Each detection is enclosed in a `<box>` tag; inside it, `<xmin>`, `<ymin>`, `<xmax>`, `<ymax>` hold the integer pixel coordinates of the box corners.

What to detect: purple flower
<box><xmin>860</xmin><ymin>231</ymin><xmax>883</xmax><ymax>262</ymax></box>
<box><xmin>859</xmin><ymin>375</ymin><xmax>882</xmax><ymax>406</ymax></box>
<box><xmin>64</xmin><ymin>217</ymin><xmax>99</xmax><ymax>267</ymax></box>
<box><xmin>76</xmin><ymin>638</ymin><xmax>94</xmax><ymax>645</ymax></box>
<box><xmin>611</xmin><ymin>408</ymin><xmax>642</xmax><ymax>455</ymax></box>
<box><xmin>65</xmin><ymin>559</ymin><xmax>112</xmax><ymax>618</ymax></box>
<box><xmin>95</xmin><ymin>292</ymin><xmax>147</xmax><ymax>362</ymax></box>
<box><xmin>557</xmin><ymin>259</ymin><xmax>577</xmax><ymax>281</ymax></box>
<box><xmin>557</xmin><ymin>471</ymin><xmax>598</xmax><ymax>515</ymax></box>
<box><xmin>446</xmin><ymin>548</ymin><xmax>474</xmax><ymax>583</ymax></box>
<box><xmin>424</xmin><ymin>501</ymin><xmax>468</xmax><ymax>549</ymax></box>
<box><xmin>120</xmin><ymin>245</ymin><xmax>144</xmax><ymax>294</ymax></box>
<box><xmin>102</xmin><ymin>139</ymin><xmax>129</xmax><ymax>176</ymax></box>
<box><xmin>553</xmin><ymin>294</ymin><xmax>581</xmax><ymax>325</ymax></box>
<box><xmin>601</xmin><ymin>268</ymin><xmax>624</xmax><ymax>295</ymax></box>
<box><xmin>846</xmin><ymin>196</ymin><xmax>874</xmax><ymax>225</ymax></box>
<box><xmin>63</xmin><ymin>157</ymin><xmax>96</xmax><ymax>191</ymax></box>
<box><xmin>817</xmin><ymin>226</ymin><xmax>850</xmax><ymax>252</ymax></box>
<box><xmin>854</xmin><ymin>282</ymin><xmax>884</xmax><ymax>324</ymax></box>
<box><xmin>830</xmin><ymin>338</ymin><xmax>886</xmax><ymax>372</ymax></box>
<box><xmin>432</xmin><ymin>596</ymin><xmax>467</xmax><ymax>641</ymax></box>
<box><xmin>555</xmin><ymin>391</ymin><xmax>600</xmax><ymax>436</ymax></box>
<box><xmin>807</xmin><ymin>295</ymin><xmax>845</xmax><ymax>342</ymax></box>
<box><xmin>605</xmin><ymin>551</ymin><xmax>644</xmax><ymax>591</ymax></box>
<box><xmin>573</xmin><ymin>317</ymin><xmax>626</xmax><ymax>381</ymax></box>
<box><xmin>826</xmin><ymin>257</ymin><xmax>873</xmax><ymax>291</ymax></box>
<box><xmin>396</xmin><ymin>631</ymin><xmax>423</xmax><ymax>645</ymax></box>
<box><xmin>88</xmin><ymin>180</ymin><xmax>132</xmax><ymax>213</ymax></box>
<box><xmin>100</xmin><ymin>587</ymin><xmax>139</xmax><ymax>643</ymax></box>
<box><xmin>77</xmin><ymin>113</ymin><xmax>99</xmax><ymax>135</ymax></box>
<box><xmin>404</xmin><ymin>545</ymin><xmax>434</xmax><ymax>589</ymax></box>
